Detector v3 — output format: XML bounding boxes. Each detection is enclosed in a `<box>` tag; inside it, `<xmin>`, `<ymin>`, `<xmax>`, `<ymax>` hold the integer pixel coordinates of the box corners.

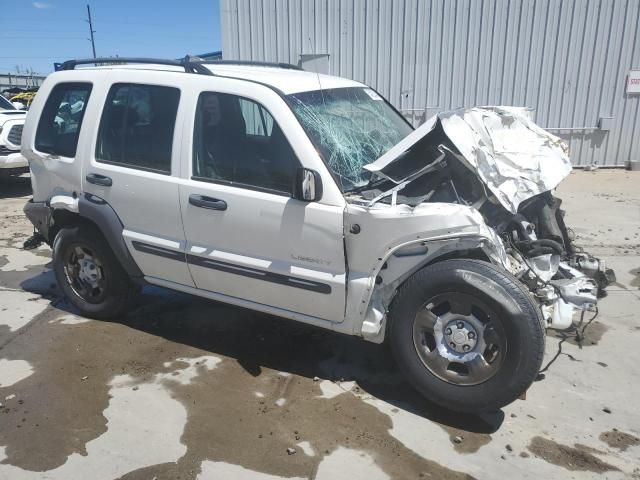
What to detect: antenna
<box><xmin>307</xmin><ymin>37</ymin><xmax>327</xmax><ymax>113</ymax></box>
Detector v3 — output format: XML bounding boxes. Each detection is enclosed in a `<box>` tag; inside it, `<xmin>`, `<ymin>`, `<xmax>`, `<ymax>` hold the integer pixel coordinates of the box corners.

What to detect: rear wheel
<box><xmin>53</xmin><ymin>224</ymin><xmax>139</xmax><ymax>319</ymax></box>
<box><xmin>388</xmin><ymin>259</ymin><xmax>545</xmax><ymax>413</ymax></box>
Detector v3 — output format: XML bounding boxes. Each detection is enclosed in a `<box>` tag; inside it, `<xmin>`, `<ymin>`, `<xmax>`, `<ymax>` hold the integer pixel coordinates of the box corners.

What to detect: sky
<box><xmin>1</xmin><ymin>0</ymin><xmax>221</xmax><ymax>74</ymax></box>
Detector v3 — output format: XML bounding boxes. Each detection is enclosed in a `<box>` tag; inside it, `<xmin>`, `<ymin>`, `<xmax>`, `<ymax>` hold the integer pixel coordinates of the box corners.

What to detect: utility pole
<box><xmin>86</xmin><ymin>4</ymin><xmax>96</xmax><ymax>58</ymax></box>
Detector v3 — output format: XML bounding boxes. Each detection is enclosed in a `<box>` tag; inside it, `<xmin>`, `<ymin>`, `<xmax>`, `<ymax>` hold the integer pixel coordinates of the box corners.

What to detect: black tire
<box><xmin>53</xmin><ymin>224</ymin><xmax>139</xmax><ymax>319</ymax></box>
<box><xmin>388</xmin><ymin>258</ymin><xmax>545</xmax><ymax>413</ymax></box>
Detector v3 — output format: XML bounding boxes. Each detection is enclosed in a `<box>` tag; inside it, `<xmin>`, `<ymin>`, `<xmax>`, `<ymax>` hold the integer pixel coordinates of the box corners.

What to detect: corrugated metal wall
<box><xmin>220</xmin><ymin>0</ymin><xmax>640</xmax><ymax>166</ymax></box>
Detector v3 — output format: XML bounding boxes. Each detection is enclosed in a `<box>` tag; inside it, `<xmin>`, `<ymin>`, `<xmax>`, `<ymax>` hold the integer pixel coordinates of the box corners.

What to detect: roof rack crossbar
<box><xmin>203</xmin><ymin>60</ymin><xmax>302</xmax><ymax>71</ymax></box>
<box><xmin>58</xmin><ymin>57</ymin><xmax>304</xmax><ymax>75</ymax></box>
<box><xmin>60</xmin><ymin>57</ymin><xmax>214</xmax><ymax>76</ymax></box>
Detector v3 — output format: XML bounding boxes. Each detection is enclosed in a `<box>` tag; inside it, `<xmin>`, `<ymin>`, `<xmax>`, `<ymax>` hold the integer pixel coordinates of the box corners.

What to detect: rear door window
<box><xmin>95</xmin><ymin>83</ymin><xmax>180</xmax><ymax>174</ymax></box>
<box><xmin>35</xmin><ymin>82</ymin><xmax>92</xmax><ymax>157</ymax></box>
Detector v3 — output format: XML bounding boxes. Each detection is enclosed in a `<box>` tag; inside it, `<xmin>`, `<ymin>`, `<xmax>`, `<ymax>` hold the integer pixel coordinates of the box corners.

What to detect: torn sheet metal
<box><xmin>528</xmin><ymin>253</ymin><xmax>560</xmax><ymax>283</ymax></box>
<box><xmin>365</xmin><ymin>106</ymin><xmax>573</xmax><ymax>214</ymax></box>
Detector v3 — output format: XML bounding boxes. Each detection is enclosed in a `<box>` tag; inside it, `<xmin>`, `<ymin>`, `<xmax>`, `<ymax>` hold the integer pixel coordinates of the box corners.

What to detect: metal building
<box><xmin>220</xmin><ymin>0</ymin><xmax>640</xmax><ymax>167</ymax></box>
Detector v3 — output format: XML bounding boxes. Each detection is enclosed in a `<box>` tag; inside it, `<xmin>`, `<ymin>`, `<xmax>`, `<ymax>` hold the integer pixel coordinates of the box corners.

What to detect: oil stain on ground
<box><xmin>527</xmin><ymin>436</ymin><xmax>619</xmax><ymax>473</ymax></box>
<box><xmin>447</xmin><ymin>430</ymin><xmax>491</xmax><ymax>454</ymax></box>
<box><xmin>553</xmin><ymin>320</ymin><xmax>608</xmax><ymax>347</ymax></box>
<box><xmin>599</xmin><ymin>430</ymin><xmax>640</xmax><ymax>451</ymax></box>
<box><xmin>630</xmin><ymin>267</ymin><xmax>640</xmax><ymax>289</ymax></box>
<box><xmin>0</xmin><ymin>286</ymin><xmax>479</xmax><ymax>480</ymax></box>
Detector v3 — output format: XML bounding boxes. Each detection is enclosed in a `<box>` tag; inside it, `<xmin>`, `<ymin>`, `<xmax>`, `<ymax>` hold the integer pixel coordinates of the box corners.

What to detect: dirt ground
<box><xmin>0</xmin><ymin>170</ymin><xmax>639</xmax><ymax>480</ymax></box>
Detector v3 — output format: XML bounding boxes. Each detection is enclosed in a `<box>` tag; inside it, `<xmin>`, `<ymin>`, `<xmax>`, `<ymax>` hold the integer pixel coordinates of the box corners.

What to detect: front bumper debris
<box><xmin>23</xmin><ymin>200</ymin><xmax>52</xmax><ymax>242</ymax></box>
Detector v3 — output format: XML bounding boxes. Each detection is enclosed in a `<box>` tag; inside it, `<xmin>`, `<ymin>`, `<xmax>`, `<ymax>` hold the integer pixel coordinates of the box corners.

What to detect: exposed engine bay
<box><xmin>348</xmin><ymin>106</ymin><xmax>615</xmax><ymax>330</ymax></box>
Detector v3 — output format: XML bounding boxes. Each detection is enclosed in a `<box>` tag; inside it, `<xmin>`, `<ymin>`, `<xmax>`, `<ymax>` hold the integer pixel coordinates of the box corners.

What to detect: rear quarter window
<box><xmin>35</xmin><ymin>82</ymin><xmax>92</xmax><ymax>157</ymax></box>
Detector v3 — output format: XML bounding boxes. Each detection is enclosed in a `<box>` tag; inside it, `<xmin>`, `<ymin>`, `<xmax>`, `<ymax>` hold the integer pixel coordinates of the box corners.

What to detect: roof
<box><xmin>204</xmin><ymin>64</ymin><xmax>365</xmax><ymax>95</ymax></box>
<box><xmin>66</xmin><ymin>63</ymin><xmax>365</xmax><ymax>96</ymax></box>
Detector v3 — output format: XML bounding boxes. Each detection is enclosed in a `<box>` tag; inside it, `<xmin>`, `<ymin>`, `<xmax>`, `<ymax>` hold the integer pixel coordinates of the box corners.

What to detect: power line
<box><xmin>0</xmin><ymin>56</ymin><xmax>82</xmax><ymax>59</ymax></box>
<box><xmin>0</xmin><ymin>17</ymin><xmax>199</xmax><ymax>28</ymax></box>
<box><xmin>1</xmin><ymin>36</ymin><xmax>87</xmax><ymax>40</ymax></box>
<box><xmin>3</xmin><ymin>33</ymin><xmax>212</xmax><ymax>40</ymax></box>
<box><xmin>0</xmin><ymin>27</ymin><xmax>87</xmax><ymax>31</ymax></box>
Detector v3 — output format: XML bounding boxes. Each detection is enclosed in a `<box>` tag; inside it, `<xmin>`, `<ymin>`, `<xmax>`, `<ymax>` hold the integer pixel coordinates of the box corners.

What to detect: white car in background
<box><xmin>0</xmin><ymin>94</ymin><xmax>29</xmax><ymax>176</ymax></box>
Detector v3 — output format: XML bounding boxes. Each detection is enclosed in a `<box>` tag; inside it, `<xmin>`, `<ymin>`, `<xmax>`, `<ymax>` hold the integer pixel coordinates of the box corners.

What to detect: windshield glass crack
<box><xmin>288</xmin><ymin>87</ymin><xmax>413</xmax><ymax>191</ymax></box>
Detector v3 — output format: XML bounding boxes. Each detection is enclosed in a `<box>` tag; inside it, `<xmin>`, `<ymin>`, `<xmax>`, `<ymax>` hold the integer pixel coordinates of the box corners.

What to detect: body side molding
<box><xmin>130</xmin><ymin>240</ymin><xmax>332</xmax><ymax>294</ymax></box>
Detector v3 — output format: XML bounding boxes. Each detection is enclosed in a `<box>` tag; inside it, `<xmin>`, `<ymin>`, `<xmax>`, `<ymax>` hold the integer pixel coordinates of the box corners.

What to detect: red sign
<box><xmin>628</xmin><ymin>71</ymin><xmax>640</xmax><ymax>94</ymax></box>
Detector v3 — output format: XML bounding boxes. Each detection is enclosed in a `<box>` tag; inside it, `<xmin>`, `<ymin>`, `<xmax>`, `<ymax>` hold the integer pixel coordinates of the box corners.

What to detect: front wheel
<box><xmin>388</xmin><ymin>259</ymin><xmax>545</xmax><ymax>413</ymax></box>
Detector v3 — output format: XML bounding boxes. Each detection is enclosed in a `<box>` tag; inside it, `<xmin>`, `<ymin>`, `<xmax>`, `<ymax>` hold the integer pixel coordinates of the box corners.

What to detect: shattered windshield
<box><xmin>288</xmin><ymin>87</ymin><xmax>412</xmax><ymax>191</ymax></box>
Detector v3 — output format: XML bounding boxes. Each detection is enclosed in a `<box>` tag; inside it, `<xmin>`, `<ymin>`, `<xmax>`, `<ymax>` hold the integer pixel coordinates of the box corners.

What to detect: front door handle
<box><xmin>189</xmin><ymin>194</ymin><xmax>227</xmax><ymax>211</ymax></box>
<box><xmin>86</xmin><ymin>173</ymin><xmax>113</xmax><ymax>187</ymax></box>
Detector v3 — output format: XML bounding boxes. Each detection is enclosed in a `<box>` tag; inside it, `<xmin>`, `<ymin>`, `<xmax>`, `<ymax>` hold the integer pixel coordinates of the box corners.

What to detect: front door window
<box><xmin>192</xmin><ymin>92</ymin><xmax>299</xmax><ymax>194</ymax></box>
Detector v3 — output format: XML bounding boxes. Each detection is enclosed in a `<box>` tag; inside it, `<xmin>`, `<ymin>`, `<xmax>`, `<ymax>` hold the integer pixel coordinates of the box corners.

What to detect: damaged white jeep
<box><xmin>22</xmin><ymin>58</ymin><xmax>614</xmax><ymax>413</ymax></box>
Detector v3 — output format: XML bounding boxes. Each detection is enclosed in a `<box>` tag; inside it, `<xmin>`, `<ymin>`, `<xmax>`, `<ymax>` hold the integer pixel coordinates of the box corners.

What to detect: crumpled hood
<box><xmin>364</xmin><ymin>106</ymin><xmax>572</xmax><ymax>214</ymax></box>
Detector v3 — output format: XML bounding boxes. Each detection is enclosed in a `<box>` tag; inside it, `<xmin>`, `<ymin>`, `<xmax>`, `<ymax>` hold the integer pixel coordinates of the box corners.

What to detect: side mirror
<box><xmin>295</xmin><ymin>168</ymin><xmax>323</xmax><ymax>202</ymax></box>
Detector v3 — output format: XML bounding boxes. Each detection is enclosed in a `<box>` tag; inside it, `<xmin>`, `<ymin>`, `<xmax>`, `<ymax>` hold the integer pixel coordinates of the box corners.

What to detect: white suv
<box><xmin>0</xmin><ymin>94</ymin><xmax>28</xmax><ymax>176</ymax></box>
<box><xmin>22</xmin><ymin>57</ymin><xmax>613</xmax><ymax>412</ymax></box>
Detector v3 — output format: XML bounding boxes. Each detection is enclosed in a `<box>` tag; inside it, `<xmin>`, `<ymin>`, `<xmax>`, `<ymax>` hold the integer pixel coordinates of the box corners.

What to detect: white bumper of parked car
<box><xmin>0</xmin><ymin>151</ymin><xmax>28</xmax><ymax>168</ymax></box>
<box><xmin>0</xmin><ymin>117</ymin><xmax>27</xmax><ymax>168</ymax></box>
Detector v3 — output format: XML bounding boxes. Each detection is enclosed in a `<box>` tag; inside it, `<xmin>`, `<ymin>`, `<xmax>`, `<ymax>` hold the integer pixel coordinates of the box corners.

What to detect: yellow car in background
<box><xmin>10</xmin><ymin>91</ymin><xmax>37</xmax><ymax>110</ymax></box>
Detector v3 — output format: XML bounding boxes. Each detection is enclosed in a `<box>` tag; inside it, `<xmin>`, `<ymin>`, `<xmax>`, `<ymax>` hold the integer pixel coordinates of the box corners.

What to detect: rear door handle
<box><xmin>86</xmin><ymin>173</ymin><xmax>112</xmax><ymax>187</ymax></box>
<box><xmin>189</xmin><ymin>194</ymin><xmax>227</xmax><ymax>211</ymax></box>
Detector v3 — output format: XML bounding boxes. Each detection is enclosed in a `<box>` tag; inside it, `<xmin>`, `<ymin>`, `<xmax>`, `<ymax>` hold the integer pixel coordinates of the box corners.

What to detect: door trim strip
<box><xmin>131</xmin><ymin>241</ymin><xmax>186</xmax><ymax>261</ymax></box>
<box><xmin>131</xmin><ymin>241</ymin><xmax>331</xmax><ymax>294</ymax></box>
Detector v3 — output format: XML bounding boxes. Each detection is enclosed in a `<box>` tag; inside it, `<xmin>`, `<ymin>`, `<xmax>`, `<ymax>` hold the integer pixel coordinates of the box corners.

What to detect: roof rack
<box><xmin>203</xmin><ymin>60</ymin><xmax>302</xmax><ymax>71</ymax></box>
<box><xmin>59</xmin><ymin>56</ymin><xmax>214</xmax><ymax>75</ymax></box>
<box><xmin>58</xmin><ymin>56</ymin><xmax>304</xmax><ymax>76</ymax></box>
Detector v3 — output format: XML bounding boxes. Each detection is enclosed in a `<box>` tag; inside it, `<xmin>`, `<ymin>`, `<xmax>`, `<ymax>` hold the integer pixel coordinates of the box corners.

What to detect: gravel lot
<box><xmin>0</xmin><ymin>170</ymin><xmax>639</xmax><ymax>480</ymax></box>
